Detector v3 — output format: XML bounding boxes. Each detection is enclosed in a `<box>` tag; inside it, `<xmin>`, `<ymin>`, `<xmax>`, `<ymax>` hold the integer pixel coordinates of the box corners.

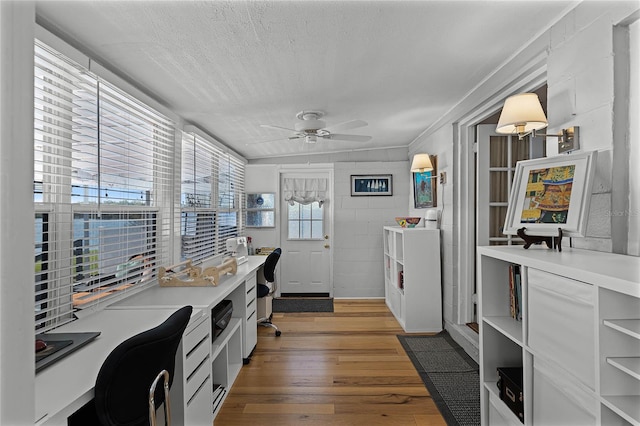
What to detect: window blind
<box><xmin>180</xmin><ymin>132</ymin><xmax>245</xmax><ymax>262</ymax></box>
<box><xmin>34</xmin><ymin>40</ymin><xmax>174</xmax><ymax>332</ymax></box>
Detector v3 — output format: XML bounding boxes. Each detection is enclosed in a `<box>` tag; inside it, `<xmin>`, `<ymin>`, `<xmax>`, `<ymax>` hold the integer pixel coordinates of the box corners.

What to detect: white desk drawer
<box><xmin>185</xmin><ymin>354</ymin><xmax>210</xmax><ymax>402</ymax></box>
<box><xmin>183</xmin><ymin>316</ymin><xmax>210</xmax><ymax>354</ymax></box>
<box><xmin>185</xmin><ymin>376</ymin><xmax>214</xmax><ymax>426</ymax></box>
<box><xmin>245</xmin><ymin>273</ymin><xmax>257</xmax><ymax>304</ymax></box>
<box><xmin>246</xmin><ymin>297</ymin><xmax>256</xmax><ymax>318</ymax></box>
<box><xmin>184</xmin><ymin>334</ymin><xmax>210</xmax><ymax>378</ymax></box>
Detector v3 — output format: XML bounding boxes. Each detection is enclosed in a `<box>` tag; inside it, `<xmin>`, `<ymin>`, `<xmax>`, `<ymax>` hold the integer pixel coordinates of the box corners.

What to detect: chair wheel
<box><xmin>275</xmin><ymin>330</ymin><xmax>281</xmax><ymax>337</ymax></box>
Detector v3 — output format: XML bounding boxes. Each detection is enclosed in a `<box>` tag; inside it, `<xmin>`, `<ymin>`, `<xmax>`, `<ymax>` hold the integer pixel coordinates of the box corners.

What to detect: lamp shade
<box><xmin>496</xmin><ymin>93</ymin><xmax>548</xmax><ymax>135</ymax></box>
<box><xmin>411</xmin><ymin>153</ymin><xmax>433</xmax><ymax>172</ymax></box>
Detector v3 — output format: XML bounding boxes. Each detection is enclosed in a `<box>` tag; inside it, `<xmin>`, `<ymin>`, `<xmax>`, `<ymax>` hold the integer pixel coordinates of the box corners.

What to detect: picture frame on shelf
<box><xmin>351</xmin><ymin>174</ymin><xmax>392</xmax><ymax>196</ymax></box>
<box><xmin>503</xmin><ymin>150</ymin><xmax>598</xmax><ymax>237</ymax></box>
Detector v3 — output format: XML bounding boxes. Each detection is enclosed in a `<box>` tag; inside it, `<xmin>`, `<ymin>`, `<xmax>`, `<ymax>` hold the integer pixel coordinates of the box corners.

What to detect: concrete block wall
<box><xmin>333</xmin><ymin>161</ymin><xmax>410</xmax><ymax>298</ymax></box>
<box><xmin>546</xmin><ymin>4</ymin><xmax>639</xmax><ymax>252</ymax></box>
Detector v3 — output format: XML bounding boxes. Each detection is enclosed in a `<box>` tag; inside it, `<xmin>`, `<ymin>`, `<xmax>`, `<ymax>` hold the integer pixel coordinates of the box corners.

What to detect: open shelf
<box><xmin>484</xmin><ymin>316</ymin><xmax>523</xmax><ymax>345</ymax></box>
<box><xmin>603</xmin><ymin>319</ymin><xmax>640</xmax><ymax>340</ymax></box>
<box><xmin>607</xmin><ymin>357</ymin><xmax>640</xmax><ymax>380</ymax></box>
<box><xmin>601</xmin><ymin>396</ymin><xmax>640</xmax><ymax>425</ymax></box>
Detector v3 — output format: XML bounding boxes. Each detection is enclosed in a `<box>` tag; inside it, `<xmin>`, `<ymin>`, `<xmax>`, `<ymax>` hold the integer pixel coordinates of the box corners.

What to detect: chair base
<box><xmin>257</xmin><ymin>314</ymin><xmax>281</xmax><ymax>337</ymax></box>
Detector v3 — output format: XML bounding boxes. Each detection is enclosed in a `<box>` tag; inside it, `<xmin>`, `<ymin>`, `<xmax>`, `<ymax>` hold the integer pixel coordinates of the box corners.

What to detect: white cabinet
<box><xmin>478</xmin><ymin>245</ymin><xmax>640</xmax><ymax>426</ymax></box>
<box><xmin>383</xmin><ymin>226</ymin><xmax>442</xmax><ymax>333</ymax></box>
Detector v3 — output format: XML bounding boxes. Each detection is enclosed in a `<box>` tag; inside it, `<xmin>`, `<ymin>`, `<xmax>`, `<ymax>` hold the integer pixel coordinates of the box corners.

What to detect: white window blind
<box><xmin>34</xmin><ymin>40</ymin><xmax>174</xmax><ymax>332</ymax></box>
<box><xmin>181</xmin><ymin>133</ymin><xmax>245</xmax><ymax>262</ymax></box>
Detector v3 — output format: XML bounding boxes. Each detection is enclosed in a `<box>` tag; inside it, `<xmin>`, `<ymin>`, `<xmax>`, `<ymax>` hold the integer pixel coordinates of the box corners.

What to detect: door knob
<box><xmin>324</xmin><ymin>234</ymin><xmax>329</xmax><ymax>240</ymax></box>
<box><xmin>324</xmin><ymin>244</ymin><xmax>330</xmax><ymax>249</ymax></box>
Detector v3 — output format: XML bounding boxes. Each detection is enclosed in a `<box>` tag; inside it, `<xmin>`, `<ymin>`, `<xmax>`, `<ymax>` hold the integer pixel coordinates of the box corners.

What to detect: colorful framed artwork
<box><xmin>503</xmin><ymin>151</ymin><xmax>598</xmax><ymax>237</ymax></box>
<box><xmin>351</xmin><ymin>175</ymin><xmax>392</xmax><ymax>196</ymax></box>
<box><xmin>413</xmin><ymin>169</ymin><xmax>437</xmax><ymax>208</ymax></box>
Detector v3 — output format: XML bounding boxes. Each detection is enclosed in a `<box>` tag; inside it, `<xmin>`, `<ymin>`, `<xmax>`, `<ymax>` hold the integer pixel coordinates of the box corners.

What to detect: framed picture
<box><xmin>503</xmin><ymin>150</ymin><xmax>598</xmax><ymax>237</ymax></box>
<box><xmin>351</xmin><ymin>175</ymin><xmax>392</xmax><ymax>196</ymax></box>
<box><xmin>413</xmin><ymin>169</ymin><xmax>437</xmax><ymax>208</ymax></box>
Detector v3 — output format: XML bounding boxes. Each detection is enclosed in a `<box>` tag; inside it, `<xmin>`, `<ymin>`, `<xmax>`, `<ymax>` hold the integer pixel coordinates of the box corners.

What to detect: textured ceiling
<box><xmin>36</xmin><ymin>1</ymin><xmax>575</xmax><ymax>160</ymax></box>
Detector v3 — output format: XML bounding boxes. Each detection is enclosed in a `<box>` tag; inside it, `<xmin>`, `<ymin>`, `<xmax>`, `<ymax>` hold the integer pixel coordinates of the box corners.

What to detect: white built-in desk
<box><xmin>34</xmin><ymin>256</ymin><xmax>266</xmax><ymax>426</ymax></box>
<box><xmin>35</xmin><ymin>308</ymin><xmax>205</xmax><ymax>425</ymax></box>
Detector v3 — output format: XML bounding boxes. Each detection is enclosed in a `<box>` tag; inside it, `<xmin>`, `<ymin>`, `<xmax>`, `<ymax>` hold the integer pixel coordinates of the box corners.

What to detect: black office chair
<box><xmin>257</xmin><ymin>248</ymin><xmax>281</xmax><ymax>336</ymax></box>
<box><xmin>69</xmin><ymin>305</ymin><xmax>193</xmax><ymax>426</ymax></box>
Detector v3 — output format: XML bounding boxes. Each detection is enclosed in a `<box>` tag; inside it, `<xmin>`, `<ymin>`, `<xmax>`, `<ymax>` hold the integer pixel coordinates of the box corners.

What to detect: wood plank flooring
<box><xmin>215</xmin><ymin>299</ymin><xmax>447</xmax><ymax>425</ymax></box>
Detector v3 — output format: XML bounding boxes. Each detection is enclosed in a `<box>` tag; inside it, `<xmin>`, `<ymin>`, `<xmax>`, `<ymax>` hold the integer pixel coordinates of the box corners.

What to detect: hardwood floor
<box><xmin>216</xmin><ymin>299</ymin><xmax>447</xmax><ymax>425</ymax></box>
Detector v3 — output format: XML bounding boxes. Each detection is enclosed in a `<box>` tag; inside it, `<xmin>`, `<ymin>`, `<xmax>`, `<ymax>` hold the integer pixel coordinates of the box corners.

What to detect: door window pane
<box><xmin>287</xmin><ymin>201</ymin><xmax>323</xmax><ymax>240</ymax></box>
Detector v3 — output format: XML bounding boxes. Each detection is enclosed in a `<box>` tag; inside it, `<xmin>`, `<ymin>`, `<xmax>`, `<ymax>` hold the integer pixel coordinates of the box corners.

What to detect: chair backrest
<box><xmin>263</xmin><ymin>248</ymin><xmax>281</xmax><ymax>283</ymax></box>
<box><xmin>94</xmin><ymin>305</ymin><xmax>193</xmax><ymax>426</ymax></box>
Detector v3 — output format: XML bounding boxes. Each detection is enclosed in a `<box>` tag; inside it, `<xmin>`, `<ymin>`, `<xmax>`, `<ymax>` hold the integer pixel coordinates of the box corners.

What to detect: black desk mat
<box><xmin>35</xmin><ymin>331</ymin><xmax>101</xmax><ymax>373</ymax></box>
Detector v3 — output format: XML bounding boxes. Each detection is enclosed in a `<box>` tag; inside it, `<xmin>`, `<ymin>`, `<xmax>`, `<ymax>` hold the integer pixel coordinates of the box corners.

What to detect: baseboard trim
<box><xmin>444</xmin><ymin>321</ymin><xmax>480</xmax><ymax>364</ymax></box>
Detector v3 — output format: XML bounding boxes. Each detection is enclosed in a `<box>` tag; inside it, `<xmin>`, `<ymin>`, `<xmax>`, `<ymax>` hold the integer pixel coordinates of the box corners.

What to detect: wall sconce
<box><xmin>496</xmin><ymin>92</ymin><xmax>580</xmax><ymax>153</ymax></box>
<box><xmin>410</xmin><ymin>153</ymin><xmax>433</xmax><ymax>172</ymax></box>
<box><xmin>410</xmin><ymin>153</ymin><xmax>446</xmax><ymax>184</ymax></box>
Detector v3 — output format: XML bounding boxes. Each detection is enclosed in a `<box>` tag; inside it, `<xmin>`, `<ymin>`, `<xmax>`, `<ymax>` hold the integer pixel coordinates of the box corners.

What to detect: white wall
<box><xmin>246</xmin><ymin>160</ymin><xmax>411</xmax><ymax>298</ymax></box>
<box><xmin>408</xmin><ymin>2</ymin><xmax>639</xmax><ymax>357</ymax></box>
<box><xmin>628</xmin><ymin>19</ymin><xmax>639</xmax><ymax>256</ymax></box>
<box><xmin>333</xmin><ymin>161</ymin><xmax>410</xmax><ymax>297</ymax></box>
<box><xmin>0</xmin><ymin>2</ymin><xmax>36</xmax><ymax>424</ymax></box>
<box><xmin>545</xmin><ymin>5</ymin><xmax>639</xmax><ymax>252</ymax></box>
<box><xmin>244</xmin><ymin>164</ymin><xmax>279</xmax><ymax>252</ymax></box>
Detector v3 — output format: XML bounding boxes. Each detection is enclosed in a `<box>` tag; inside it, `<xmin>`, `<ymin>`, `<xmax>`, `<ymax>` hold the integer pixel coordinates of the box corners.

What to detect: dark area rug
<box><xmin>397</xmin><ymin>331</ymin><xmax>480</xmax><ymax>426</ymax></box>
<box><xmin>272</xmin><ymin>297</ymin><xmax>334</xmax><ymax>312</ymax></box>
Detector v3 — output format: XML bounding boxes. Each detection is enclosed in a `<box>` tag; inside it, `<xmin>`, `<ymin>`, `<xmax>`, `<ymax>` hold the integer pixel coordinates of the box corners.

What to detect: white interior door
<box><xmin>279</xmin><ymin>170</ymin><xmax>333</xmax><ymax>296</ymax></box>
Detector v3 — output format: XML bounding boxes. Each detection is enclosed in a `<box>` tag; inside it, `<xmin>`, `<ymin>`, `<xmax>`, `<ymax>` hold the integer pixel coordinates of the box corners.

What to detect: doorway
<box><xmin>278</xmin><ymin>168</ymin><xmax>333</xmax><ymax>296</ymax></box>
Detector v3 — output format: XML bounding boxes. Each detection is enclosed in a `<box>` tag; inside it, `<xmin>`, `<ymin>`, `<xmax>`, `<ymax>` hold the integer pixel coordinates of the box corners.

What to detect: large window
<box><xmin>34</xmin><ymin>40</ymin><xmax>174</xmax><ymax>332</ymax></box>
<box><xmin>180</xmin><ymin>133</ymin><xmax>245</xmax><ymax>262</ymax></box>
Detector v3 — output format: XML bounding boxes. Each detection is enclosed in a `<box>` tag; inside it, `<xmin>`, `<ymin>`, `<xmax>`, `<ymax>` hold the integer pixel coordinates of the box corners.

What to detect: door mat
<box><xmin>272</xmin><ymin>297</ymin><xmax>334</xmax><ymax>313</ymax></box>
<box><xmin>397</xmin><ymin>331</ymin><xmax>480</xmax><ymax>426</ymax></box>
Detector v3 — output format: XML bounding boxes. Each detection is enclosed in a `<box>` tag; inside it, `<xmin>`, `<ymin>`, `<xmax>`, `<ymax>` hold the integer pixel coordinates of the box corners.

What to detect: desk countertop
<box><xmin>35</xmin><ymin>308</ymin><xmax>204</xmax><ymax>424</ymax></box>
<box><xmin>107</xmin><ymin>256</ymin><xmax>266</xmax><ymax>310</ymax></box>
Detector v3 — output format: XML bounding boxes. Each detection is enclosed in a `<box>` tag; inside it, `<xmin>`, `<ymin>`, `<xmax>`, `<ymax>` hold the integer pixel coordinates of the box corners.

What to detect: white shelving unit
<box><xmin>211</xmin><ymin>318</ymin><xmax>242</xmax><ymax>418</ymax></box>
<box><xmin>478</xmin><ymin>245</ymin><xmax>640</xmax><ymax>425</ymax></box>
<box><xmin>383</xmin><ymin>226</ymin><xmax>442</xmax><ymax>333</ymax></box>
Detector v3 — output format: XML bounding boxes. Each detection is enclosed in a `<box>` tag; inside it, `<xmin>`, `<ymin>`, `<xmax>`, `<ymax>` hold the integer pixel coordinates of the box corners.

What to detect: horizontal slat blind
<box><xmin>34</xmin><ymin>40</ymin><xmax>174</xmax><ymax>332</ymax></box>
<box><xmin>181</xmin><ymin>133</ymin><xmax>245</xmax><ymax>262</ymax></box>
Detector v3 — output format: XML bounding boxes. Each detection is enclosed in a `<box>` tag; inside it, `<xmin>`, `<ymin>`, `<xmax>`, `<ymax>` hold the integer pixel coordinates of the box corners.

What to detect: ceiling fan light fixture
<box><xmin>305</xmin><ymin>135</ymin><xmax>317</xmax><ymax>144</ymax></box>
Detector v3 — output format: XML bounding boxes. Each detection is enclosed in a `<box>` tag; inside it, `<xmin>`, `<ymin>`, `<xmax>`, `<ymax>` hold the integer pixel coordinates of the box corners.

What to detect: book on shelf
<box><xmin>508</xmin><ymin>264</ymin><xmax>522</xmax><ymax>321</ymax></box>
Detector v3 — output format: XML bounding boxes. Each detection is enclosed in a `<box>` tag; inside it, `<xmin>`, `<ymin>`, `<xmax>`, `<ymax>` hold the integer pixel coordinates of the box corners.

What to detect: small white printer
<box><xmin>225</xmin><ymin>237</ymin><xmax>248</xmax><ymax>265</ymax></box>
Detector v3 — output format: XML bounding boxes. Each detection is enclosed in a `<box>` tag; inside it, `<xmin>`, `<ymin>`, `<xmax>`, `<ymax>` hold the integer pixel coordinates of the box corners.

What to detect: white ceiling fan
<box><xmin>253</xmin><ymin>110</ymin><xmax>371</xmax><ymax>145</ymax></box>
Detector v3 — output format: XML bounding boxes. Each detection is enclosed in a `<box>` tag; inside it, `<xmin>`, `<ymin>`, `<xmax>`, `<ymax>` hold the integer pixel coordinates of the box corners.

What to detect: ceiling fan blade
<box><xmin>246</xmin><ymin>134</ymin><xmax>304</xmax><ymax>145</ymax></box>
<box><xmin>260</xmin><ymin>124</ymin><xmax>298</xmax><ymax>132</ymax></box>
<box><xmin>326</xmin><ymin>133</ymin><xmax>372</xmax><ymax>142</ymax></box>
<box><xmin>323</xmin><ymin>119</ymin><xmax>368</xmax><ymax>133</ymax></box>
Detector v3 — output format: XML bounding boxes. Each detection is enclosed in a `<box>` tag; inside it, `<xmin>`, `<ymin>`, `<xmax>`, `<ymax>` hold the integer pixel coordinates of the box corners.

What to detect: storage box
<box><xmin>497</xmin><ymin>367</ymin><xmax>524</xmax><ymax>423</ymax></box>
<box><xmin>211</xmin><ymin>300</ymin><xmax>233</xmax><ymax>341</ymax></box>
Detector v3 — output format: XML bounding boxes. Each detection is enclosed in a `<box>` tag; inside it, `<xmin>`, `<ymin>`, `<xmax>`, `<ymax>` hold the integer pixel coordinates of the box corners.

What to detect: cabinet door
<box><xmin>528</xmin><ymin>269</ymin><xmax>595</xmax><ymax>388</ymax></box>
<box><xmin>532</xmin><ymin>358</ymin><xmax>597</xmax><ymax>425</ymax></box>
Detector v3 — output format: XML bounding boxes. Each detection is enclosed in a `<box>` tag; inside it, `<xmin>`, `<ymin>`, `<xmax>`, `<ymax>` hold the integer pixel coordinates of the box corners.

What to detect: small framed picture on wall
<box><xmin>351</xmin><ymin>174</ymin><xmax>393</xmax><ymax>196</ymax></box>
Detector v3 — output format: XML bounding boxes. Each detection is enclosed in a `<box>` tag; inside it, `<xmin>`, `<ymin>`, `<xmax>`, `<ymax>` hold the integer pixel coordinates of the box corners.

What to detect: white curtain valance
<box><xmin>283</xmin><ymin>178</ymin><xmax>327</xmax><ymax>206</ymax></box>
